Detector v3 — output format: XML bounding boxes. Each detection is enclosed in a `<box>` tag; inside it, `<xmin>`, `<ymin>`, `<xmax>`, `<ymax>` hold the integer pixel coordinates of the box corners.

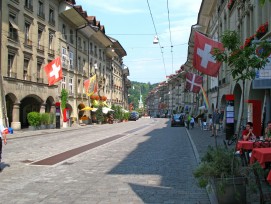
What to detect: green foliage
<box><xmin>40</xmin><ymin>113</ymin><xmax>50</xmax><ymax>125</ymax></box>
<box><xmin>135</xmin><ymin>108</ymin><xmax>144</xmax><ymax>116</ymax></box>
<box><xmin>259</xmin><ymin>0</ymin><xmax>271</xmax><ymax>6</ymax></box>
<box><xmin>61</xmin><ymin>89</ymin><xmax>68</xmax><ymax>110</ymax></box>
<box><xmin>49</xmin><ymin>113</ymin><xmax>55</xmax><ymax>124</ymax></box>
<box><xmin>212</xmin><ymin>30</ymin><xmax>271</xmax><ymax>82</ymax></box>
<box><xmin>128</xmin><ymin>81</ymin><xmax>157</xmax><ymax>109</ymax></box>
<box><xmin>193</xmin><ymin>146</ymin><xmax>243</xmax><ymax>189</ymax></box>
<box><xmin>111</xmin><ymin>105</ymin><xmax>123</xmax><ymax>120</ymax></box>
<box><xmin>123</xmin><ymin>112</ymin><xmax>130</xmax><ymax>120</ymax></box>
<box><xmin>27</xmin><ymin>112</ymin><xmax>41</xmax><ymax>127</ymax></box>
<box><xmin>95</xmin><ymin>106</ymin><xmax>104</xmax><ymax>123</ymax></box>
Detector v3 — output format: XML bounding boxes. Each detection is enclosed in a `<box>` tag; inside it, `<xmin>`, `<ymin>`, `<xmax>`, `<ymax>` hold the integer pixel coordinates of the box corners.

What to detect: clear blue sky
<box><xmin>75</xmin><ymin>0</ymin><xmax>202</xmax><ymax>84</ymax></box>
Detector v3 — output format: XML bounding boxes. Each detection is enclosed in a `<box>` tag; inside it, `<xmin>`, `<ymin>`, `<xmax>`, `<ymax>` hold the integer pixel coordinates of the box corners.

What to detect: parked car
<box><xmin>129</xmin><ymin>111</ymin><xmax>139</xmax><ymax>121</ymax></box>
<box><xmin>171</xmin><ymin>113</ymin><xmax>185</xmax><ymax>127</ymax></box>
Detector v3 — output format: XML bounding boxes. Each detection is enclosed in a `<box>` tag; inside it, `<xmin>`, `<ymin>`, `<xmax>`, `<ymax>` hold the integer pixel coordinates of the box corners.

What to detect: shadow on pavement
<box><xmin>108</xmin><ymin>119</ymin><xmax>210</xmax><ymax>203</ymax></box>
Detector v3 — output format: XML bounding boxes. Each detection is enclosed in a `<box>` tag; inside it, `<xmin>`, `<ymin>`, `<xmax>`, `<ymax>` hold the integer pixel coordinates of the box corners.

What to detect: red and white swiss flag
<box><xmin>193</xmin><ymin>32</ymin><xmax>224</xmax><ymax>77</ymax></box>
<box><xmin>186</xmin><ymin>72</ymin><xmax>203</xmax><ymax>93</ymax></box>
<box><xmin>44</xmin><ymin>57</ymin><xmax>63</xmax><ymax>86</ymax></box>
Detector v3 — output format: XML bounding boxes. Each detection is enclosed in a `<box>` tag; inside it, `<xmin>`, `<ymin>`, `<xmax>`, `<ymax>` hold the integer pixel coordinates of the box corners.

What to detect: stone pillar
<box><xmin>11</xmin><ymin>103</ymin><xmax>21</xmax><ymax>130</ymax></box>
<box><xmin>50</xmin><ymin>104</ymin><xmax>56</xmax><ymax>114</ymax></box>
<box><xmin>40</xmin><ymin>103</ymin><xmax>46</xmax><ymax>113</ymax></box>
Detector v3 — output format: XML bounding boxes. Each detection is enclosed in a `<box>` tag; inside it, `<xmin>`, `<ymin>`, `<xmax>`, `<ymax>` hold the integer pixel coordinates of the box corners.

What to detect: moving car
<box><xmin>171</xmin><ymin>113</ymin><xmax>185</xmax><ymax>127</ymax></box>
<box><xmin>129</xmin><ymin>111</ymin><xmax>139</xmax><ymax>121</ymax></box>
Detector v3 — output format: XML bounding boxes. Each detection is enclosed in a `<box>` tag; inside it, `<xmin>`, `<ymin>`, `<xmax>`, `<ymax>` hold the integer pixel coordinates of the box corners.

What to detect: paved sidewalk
<box><xmin>186</xmin><ymin>125</ymin><xmax>225</xmax><ymax>160</ymax></box>
<box><xmin>8</xmin><ymin>123</ymin><xmax>101</xmax><ymax>139</ymax></box>
<box><xmin>186</xmin><ymin>124</ymin><xmax>262</xmax><ymax>204</ymax></box>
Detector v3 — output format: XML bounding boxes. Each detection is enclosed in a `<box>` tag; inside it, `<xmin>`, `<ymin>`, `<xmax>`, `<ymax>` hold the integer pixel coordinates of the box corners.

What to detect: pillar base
<box><xmin>11</xmin><ymin>122</ymin><xmax>21</xmax><ymax>130</ymax></box>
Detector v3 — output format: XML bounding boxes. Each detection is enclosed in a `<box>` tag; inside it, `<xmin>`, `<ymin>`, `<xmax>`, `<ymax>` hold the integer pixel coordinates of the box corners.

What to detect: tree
<box><xmin>213</xmin><ymin>30</ymin><xmax>271</xmax><ymax>133</ymax></box>
<box><xmin>61</xmin><ymin>89</ymin><xmax>68</xmax><ymax>110</ymax></box>
<box><xmin>259</xmin><ymin>0</ymin><xmax>271</xmax><ymax>6</ymax></box>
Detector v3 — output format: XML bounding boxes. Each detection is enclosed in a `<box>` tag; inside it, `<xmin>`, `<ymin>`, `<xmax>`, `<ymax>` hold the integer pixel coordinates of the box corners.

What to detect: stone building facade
<box><xmin>0</xmin><ymin>0</ymin><xmax>130</xmax><ymax>129</ymax></box>
<box><xmin>147</xmin><ymin>0</ymin><xmax>271</xmax><ymax>131</ymax></box>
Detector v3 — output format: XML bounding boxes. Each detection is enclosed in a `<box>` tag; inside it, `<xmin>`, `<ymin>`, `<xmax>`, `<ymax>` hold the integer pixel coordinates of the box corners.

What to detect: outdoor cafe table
<box><xmin>237</xmin><ymin>141</ymin><xmax>254</xmax><ymax>151</ymax></box>
<box><xmin>250</xmin><ymin>147</ymin><xmax>271</xmax><ymax>185</ymax></box>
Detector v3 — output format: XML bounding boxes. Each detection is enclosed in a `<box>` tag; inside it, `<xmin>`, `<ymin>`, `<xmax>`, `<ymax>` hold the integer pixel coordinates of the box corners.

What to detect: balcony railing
<box><xmin>49</xmin><ymin>18</ymin><xmax>55</xmax><ymax>26</ymax></box>
<box><xmin>23</xmin><ymin>75</ymin><xmax>31</xmax><ymax>81</ymax></box>
<box><xmin>37</xmin><ymin>78</ymin><xmax>43</xmax><ymax>83</ymax></box>
<box><xmin>8</xmin><ymin>31</ymin><xmax>18</xmax><ymax>42</ymax></box>
<box><xmin>37</xmin><ymin>44</ymin><xmax>44</xmax><ymax>53</ymax></box>
<box><xmin>37</xmin><ymin>11</ymin><xmax>45</xmax><ymax>19</ymax></box>
<box><xmin>24</xmin><ymin>39</ymin><xmax>33</xmax><ymax>49</ymax></box>
<box><xmin>48</xmin><ymin>49</ymin><xmax>55</xmax><ymax>57</ymax></box>
<box><xmin>7</xmin><ymin>72</ymin><xmax>17</xmax><ymax>78</ymax></box>
<box><xmin>24</xmin><ymin>4</ymin><xmax>33</xmax><ymax>12</ymax></box>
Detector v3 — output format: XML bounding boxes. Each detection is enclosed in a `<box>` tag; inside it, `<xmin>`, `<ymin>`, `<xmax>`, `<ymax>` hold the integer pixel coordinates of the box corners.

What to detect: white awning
<box><xmin>9</xmin><ymin>19</ymin><xmax>19</xmax><ymax>30</ymax></box>
<box><xmin>102</xmin><ymin>107</ymin><xmax>114</xmax><ymax>114</ymax></box>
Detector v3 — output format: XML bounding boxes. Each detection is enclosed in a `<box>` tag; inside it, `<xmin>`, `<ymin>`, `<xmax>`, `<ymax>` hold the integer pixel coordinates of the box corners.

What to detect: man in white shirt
<box><xmin>0</xmin><ymin>121</ymin><xmax>7</xmax><ymax>164</ymax></box>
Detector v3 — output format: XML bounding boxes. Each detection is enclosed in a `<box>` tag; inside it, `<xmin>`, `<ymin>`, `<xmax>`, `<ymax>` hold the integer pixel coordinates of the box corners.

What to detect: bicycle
<box><xmin>227</xmin><ymin>133</ymin><xmax>238</xmax><ymax>146</ymax></box>
<box><xmin>225</xmin><ymin>119</ymin><xmax>246</xmax><ymax>146</ymax></box>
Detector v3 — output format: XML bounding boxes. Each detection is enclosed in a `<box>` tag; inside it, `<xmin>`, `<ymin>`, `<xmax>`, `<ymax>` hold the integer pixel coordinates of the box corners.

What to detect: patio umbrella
<box><xmin>80</xmin><ymin>106</ymin><xmax>94</xmax><ymax>111</ymax></box>
<box><xmin>102</xmin><ymin>107</ymin><xmax>114</xmax><ymax>114</ymax></box>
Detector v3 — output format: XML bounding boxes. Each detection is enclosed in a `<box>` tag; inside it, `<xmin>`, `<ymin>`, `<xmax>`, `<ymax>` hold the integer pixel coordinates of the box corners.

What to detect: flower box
<box><xmin>256</xmin><ymin>22</ymin><xmax>268</xmax><ymax>39</ymax></box>
<box><xmin>227</xmin><ymin>0</ymin><xmax>236</xmax><ymax>11</ymax></box>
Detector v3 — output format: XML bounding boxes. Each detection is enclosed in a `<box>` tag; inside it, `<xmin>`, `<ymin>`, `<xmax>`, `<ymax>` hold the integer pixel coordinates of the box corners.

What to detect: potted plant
<box><xmin>27</xmin><ymin>112</ymin><xmax>41</xmax><ymax>130</ymax></box>
<box><xmin>49</xmin><ymin>113</ymin><xmax>55</xmax><ymax>129</ymax></box>
<box><xmin>123</xmin><ymin>112</ymin><xmax>130</xmax><ymax>122</ymax></box>
<box><xmin>193</xmin><ymin>146</ymin><xmax>248</xmax><ymax>204</ymax></box>
<box><xmin>40</xmin><ymin>113</ymin><xmax>49</xmax><ymax>129</ymax></box>
<box><xmin>95</xmin><ymin>106</ymin><xmax>104</xmax><ymax>124</ymax></box>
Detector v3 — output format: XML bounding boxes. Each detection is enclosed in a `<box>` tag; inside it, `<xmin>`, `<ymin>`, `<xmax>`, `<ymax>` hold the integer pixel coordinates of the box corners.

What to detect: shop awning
<box><xmin>102</xmin><ymin>107</ymin><xmax>114</xmax><ymax>114</ymax></box>
<box><xmin>80</xmin><ymin>106</ymin><xmax>94</xmax><ymax>111</ymax></box>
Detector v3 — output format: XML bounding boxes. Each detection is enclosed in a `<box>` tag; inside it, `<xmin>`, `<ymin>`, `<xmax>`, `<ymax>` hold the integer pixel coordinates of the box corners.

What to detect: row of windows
<box><xmin>23</xmin><ymin>0</ymin><xmax>55</xmax><ymax>25</ymax></box>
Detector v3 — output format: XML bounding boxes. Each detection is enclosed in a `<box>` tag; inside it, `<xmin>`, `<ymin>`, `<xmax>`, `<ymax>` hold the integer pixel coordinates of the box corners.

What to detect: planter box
<box><xmin>28</xmin><ymin>126</ymin><xmax>38</xmax><ymax>131</ymax></box>
<box><xmin>210</xmin><ymin>177</ymin><xmax>246</xmax><ymax>204</ymax></box>
<box><xmin>40</xmin><ymin>125</ymin><xmax>46</xmax><ymax>130</ymax></box>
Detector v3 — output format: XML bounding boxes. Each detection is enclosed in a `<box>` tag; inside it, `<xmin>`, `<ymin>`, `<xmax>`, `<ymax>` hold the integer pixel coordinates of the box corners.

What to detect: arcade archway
<box><xmin>20</xmin><ymin>95</ymin><xmax>42</xmax><ymax>128</ymax></box>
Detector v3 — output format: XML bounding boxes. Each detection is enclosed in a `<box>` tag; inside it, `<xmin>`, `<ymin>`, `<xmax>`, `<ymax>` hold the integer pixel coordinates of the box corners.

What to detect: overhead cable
<box><xmin>167</xmin><ymin>0</ymin><xmax>174</xmax><ymax>74</ymax></box>
<box><xmin>146</xmin><ymin>0</ymin><xmax>167</xmax><ymax>77</ymax></box>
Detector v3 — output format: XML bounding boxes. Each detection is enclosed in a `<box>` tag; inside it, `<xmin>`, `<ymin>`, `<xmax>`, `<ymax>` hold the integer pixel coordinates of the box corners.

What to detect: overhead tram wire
<box><xmin>167</xmin><ymin>0</ymin><xmax>174</xmax><ymax>74</ymax></box>
<box><xmin>146</xmin><ymin>0</ymin><xmax>167</xmax><ymax>77</ymax></box>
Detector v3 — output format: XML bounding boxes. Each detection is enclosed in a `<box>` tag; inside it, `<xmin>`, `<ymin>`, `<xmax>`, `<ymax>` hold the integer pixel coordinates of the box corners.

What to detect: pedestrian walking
<box><xmin>190</xmin><ymin>116</ymin><xmax>195</xmax><ymax>129</ymax></box>
<box><xmin>186</xmin><ymin>114</ymin><xmax>191</xmax><ymax>130</ymax></box>
<box><xmin>211</xmin><ymin>109</ymin><xmax>220</xmax><ymax>137</ymax></box>
<box><xmin>0</xmin><ymin>121</ymin><xmax>7</xmax><ymax>166</ymax></box>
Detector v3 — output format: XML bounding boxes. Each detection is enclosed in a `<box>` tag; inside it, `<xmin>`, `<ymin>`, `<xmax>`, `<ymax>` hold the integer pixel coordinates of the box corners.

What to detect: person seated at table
<box><xmin>242</xmin><ymin>122</ymin><xmax>256</xmax><ymax>141</ymax></box>
<box><xmin>265</xmin><ymin>121</ymin><xmax>271</xmax><ymax>141</ymax></box>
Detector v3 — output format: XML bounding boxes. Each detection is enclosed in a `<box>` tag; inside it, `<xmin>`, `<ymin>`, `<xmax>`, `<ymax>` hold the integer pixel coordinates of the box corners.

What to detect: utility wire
<box><xmin>167</xmin><ymin>0</ymin><xmax>174</xmax><ymax>74</ymax></box>
<box><xmin>146</xmin><ymin>0</ymin><xmax>167</xmax><ymax>77</ymax></box>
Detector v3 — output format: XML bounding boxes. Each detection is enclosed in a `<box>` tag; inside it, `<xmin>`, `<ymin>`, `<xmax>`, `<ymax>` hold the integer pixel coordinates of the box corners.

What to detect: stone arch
<box><xmin>20</xmin><ymin>94</ymin><xmax>43</xmax><ymax>128</ymax></box>
<box><xmin>66</xmin><ymin>103</ymin><xmax>73</xmax><ymax>119</ymax></box>
<box><xmin>211</xmin><ymin>103</ymin><xmax>215</xmax><ymax>113</ymax></box>
<box><xmin>5</xmin><ymin>93</ymin><xmax>18</xmax><ymax>127</ymax></box>
<box><xmin>45</xmin><ymin>96</ymin><xmax>55</xmax><ymax>113</ymax></box>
